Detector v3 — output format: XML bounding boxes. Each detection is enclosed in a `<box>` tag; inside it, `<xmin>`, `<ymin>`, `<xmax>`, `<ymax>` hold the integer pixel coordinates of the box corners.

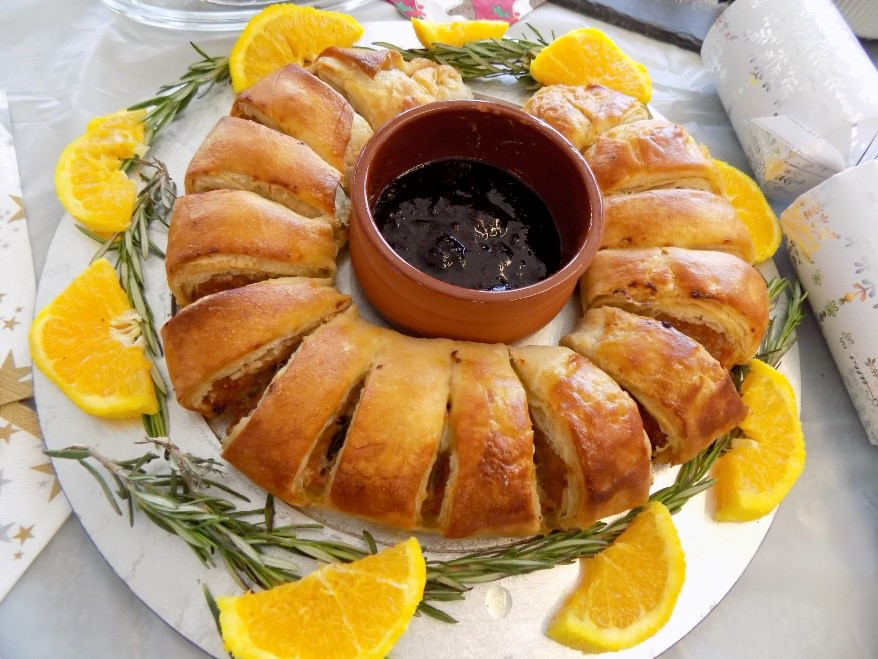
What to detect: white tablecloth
<box><xmin>0</xmin><ymin>1</ymin><xmax>876</xmax><ymax>656</ymax></box>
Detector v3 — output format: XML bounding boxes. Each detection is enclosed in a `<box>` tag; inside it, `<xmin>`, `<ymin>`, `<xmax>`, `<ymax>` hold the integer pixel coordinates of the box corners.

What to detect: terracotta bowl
<box><xmin>349</xmin><ymin>100</ymin><xmax>603</xmax><ymax>344</ymax></box>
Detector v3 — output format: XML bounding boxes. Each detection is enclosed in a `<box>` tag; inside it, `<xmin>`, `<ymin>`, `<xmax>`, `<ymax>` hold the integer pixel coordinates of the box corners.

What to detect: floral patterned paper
<box><xmin>781</xmin><ymin>160</ymin><xmax>878</xmax><ymax>445</ymax></box>
<box><xmin>387</xmin><ymin>0</ymin><xmax>545</xmax><ymax>24</ymax></box>
<box><xmin>0</xmin><ymin>90</ymin><xmax>71</xmax><ymax>601</ymax></box>
<box><xmin>702</xmin><ymin>0</ymin><xmax>878</xmax><ymax>202</ymax></box>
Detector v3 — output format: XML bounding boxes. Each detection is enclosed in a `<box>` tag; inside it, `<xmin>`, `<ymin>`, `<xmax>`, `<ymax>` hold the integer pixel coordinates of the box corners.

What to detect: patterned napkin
<box><xmin>701</xmin><ymin>0</ymin><xmax>878</xmax><ymax>202</ymax></box>
<box><xmin>0</xmin><ymin>90</ymin><xmax>70</xmax><ymax>602</ymax></box>
<box><xmin>780</xmin><ymin>160</ymin><xmax>878</xmax><ymax>446</ymax></box>
<box><xmin>387</xmin><ymin>0</ymin><xmax>545</xmax><ymax>24</ymax></box>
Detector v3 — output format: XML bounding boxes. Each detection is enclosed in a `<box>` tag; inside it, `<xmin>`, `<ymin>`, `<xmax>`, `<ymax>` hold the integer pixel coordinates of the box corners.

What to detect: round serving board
<box><xmin>35</xmin><ymin>19</ymin><xmax>801</xmax><ymax>659</ymax></box>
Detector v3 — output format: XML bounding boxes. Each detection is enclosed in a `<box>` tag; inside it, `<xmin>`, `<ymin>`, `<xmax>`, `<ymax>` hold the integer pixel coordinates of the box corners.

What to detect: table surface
<box><xmin>1</xmin><ymin>1</ymin><xmax>877</xmax><ymax>657</ymax></box>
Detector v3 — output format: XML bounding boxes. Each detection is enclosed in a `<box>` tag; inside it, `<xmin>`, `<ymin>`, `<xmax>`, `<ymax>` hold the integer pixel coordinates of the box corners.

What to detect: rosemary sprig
<box><xmin>128</xmin><ymin>42</ymin><xmax>230</xmax><ymax>146</ymax></box>
<box><xmin>731</xmin><ymin>277</ymin><xmax>807</xmax><ymax>389</ymax></box>
<box><xmin>376</xmin><ymin>25</ymin><xmax>550</xmax><ymax>83</ymax></box>
<box><xmin>83</xmin><ymin>43</ymin><xmax>227</xmax><ymax>433</ymax></box>
<box><xmin>757</xmin><ymin>278</ymin><xmax>807</xmax><ymax>368</ymax></box>
<box><xmin>415</xmin><ymin>280</ymin><xmax>807</xmax><ymax>615</ymax></box>
<box><xmin>46</xmin><ymin>442</ymin><xmax>308</xmax><ymax>590</ymax></box>
<box><xmin>76</xmin><ymin>159</ymin><xmax>175</xmax><ymax>437</ymax></box>
<box><xmin>421</xmin><ymin>435</ymin><xmax>728</xmax><ymax>606</ymax></box>
<box><xmin>47</xmin><ymin>430</ymin><xmax>728</xmax><ymax>623</ymax></box>
<box><xmin>77</xmin><ymin>44</ymin><xmax>225</xmax><ymax>433</ymax></box>
<box><xmin>48</xmin><ymin>281</ymin><xmax>807</xmax><ymax>621</ymax></box>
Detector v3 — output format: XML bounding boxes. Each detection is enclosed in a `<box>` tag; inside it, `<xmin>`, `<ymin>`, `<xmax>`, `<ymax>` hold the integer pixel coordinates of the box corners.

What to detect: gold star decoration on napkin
<box><xmin>0</xmin><ymin>89</ymin><xmax>70</xmax><ymax>601</ymax></box>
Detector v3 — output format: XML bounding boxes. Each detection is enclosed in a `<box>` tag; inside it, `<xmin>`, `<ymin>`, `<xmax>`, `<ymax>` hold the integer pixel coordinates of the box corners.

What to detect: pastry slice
<box><xmin>231</xmin><ymin>64</ymin><xmax>373</xmax><ymax>189</ymax></box>
<box><xmin>310</xmin><ymin>47</ymin><xmax>472</xmax><ymax>129</ymax></box>
<box><xmin>161</xmin><ymin>279</ymin><xmax>350</xmax><ymax>418</ymax></box>
<box><xmin>437</xmin><ymin>342</ymin><xmax>541</xmax><ymax>537</ymax></box>
<box><xmin>599</xmin><ymin>189</ymin><xmax>756</xmax><ymax>262</ymax></box>
<box><xmin>166</xmin><ymin>190</ymin><xmax>337</xmax><ymax>306</ymax></box>
<box><xmin>582</xmin><ymin>247</ymin><xmax>769</xmax><ymax>368</ymax></box>
<box><xmin>562</xmin><ymin>306</ymin><xmax>747</xmax><ymax>464</ymax></box>
<box><xmin>510</xmin><ymin>345</ymin><xmax>651</xmax><ymax>530</ymax></box>
<box><xmin>327</xmin><ymin>334</ymin><xmax>453</xmax><ymax>529</ymax></box>
<box><xmin>523</xmin><ymin>84</ymin><xmax>649</xmax><ymax>152</ymax></box>
<box><xmin>583</xmin><ymin>119</ymin><xmax>720</xmax><ymax>194</ymax></box>
<box><xmin>222</xmin><ymin>308</ymin><xmax>389</xmax><ymax>503</ymax></box>
<box><xmin>184</xmin><ymin>116</ymin><xmax>349</xmax><ymax>242</ymax></box>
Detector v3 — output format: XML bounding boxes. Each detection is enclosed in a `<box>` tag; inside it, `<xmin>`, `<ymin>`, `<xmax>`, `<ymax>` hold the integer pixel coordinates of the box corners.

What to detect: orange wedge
<box><xmin>714</xmin><ymin>359</ymin><xmax>805</xmax><ymax>521</ymax></box>
<box><xmin>229</xmin><ymin>4</ymin><xmax>364</xmax><ymax>92</ymax></box>
<box><xmin>412</xmin><ymin>18</ymin><xmax>509</xmax><ymax>49</ymax></box>
<box><xmin>54</xmin><ymin>109</ymin><xmax>147</xmax><ymax>234</ymax></box>
<box><xmin>83</xmin><ymin>109</ymin><xmax>149</xmax><ymax>159</ymax></box>
<box><xmin>218</xmin><ymin>537</ymin><xmax>426</xmax><ymax>659</ymax></box>
<box><xmin>548</xmin><ymin>501</ymin><xmax>685</xmax><ymax>652</ymax></box>
<box><xmin>530</xmin><ymin>28</ymin><xmax>651</xmax><ymax>103</ymax></box>
<box><xmin>714</xmin><ymin>159</ymin><xmax>782</xmax><ymax>263</ymax></box>
<box><xmin>30</xmin><ymin>258</ymin><xmax>158</xmax><ymax>418</ymax></box>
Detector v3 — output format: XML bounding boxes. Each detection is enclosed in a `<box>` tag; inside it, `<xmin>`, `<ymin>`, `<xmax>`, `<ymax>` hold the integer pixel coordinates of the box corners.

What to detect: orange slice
<box><xmin>54</xmin><ymin>109</ymin><xmax>147</xmax><ymax>234</ymax></box>
<box><xmin>548</xmin><ymin>501</ymin><xmax>685</xmax><ymax>652</ymax></box>
<box><xmin>218</xmin><ymin>537</ymin><xmax>426</xmax><ymax>659</ymax></box>
<box><xmin>714</xmin><ymin>359</ymin><xmax>805</xmax><ymax>521</ymax></box>
<box><xmin>229</xmin><ymin>4</ymin><xmax>364</xmax><ymax>92</ymax></box>
<box><xmin>83</xmin><ymin>109</ymin><xmax>149</xmax><ymax>159</ymax></box>
<box><xmin>412</xmin><ymin>18</ymin><xmax>509</xmax><ymax>49</ymax></box>
<box><xmin>30</xmin><ymin>258</ymin><xmax>158</xmax><ymax>418</ymax></box>
<box><xmin>530</xmin><ymin>28</ymin><xmax>651</xmax><ymax>103</ymax></box>
<box><xmin>714</xmin><ymin>159</ymin><xmax>782</xmax><ymax>263</ymax></box>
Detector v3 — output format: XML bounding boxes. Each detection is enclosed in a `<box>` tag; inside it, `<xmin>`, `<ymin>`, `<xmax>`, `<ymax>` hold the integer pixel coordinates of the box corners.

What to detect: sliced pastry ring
<box><xmin>157</xmin><ymin>64</ymin><xmax>763</xmax><ymax>538</ymax></box>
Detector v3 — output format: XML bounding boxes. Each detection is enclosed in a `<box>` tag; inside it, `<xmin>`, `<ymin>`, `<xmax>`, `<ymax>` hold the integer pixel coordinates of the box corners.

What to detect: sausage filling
<box><xmin>204</xmin><ymin>337</ymin><xmax>299</xmax><ymax>422</ymax></box>
<box><xmin>299</xmin><ymin>379</ymin><xmax>366</xmax><ymax>500</ymax></box>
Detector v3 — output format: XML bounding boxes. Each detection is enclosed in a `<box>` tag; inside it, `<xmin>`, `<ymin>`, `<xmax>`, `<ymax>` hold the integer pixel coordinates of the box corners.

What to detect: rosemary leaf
<box><xmin>200</xmin><ymin>478</ymin><xmax>250</xmax><ymax>501</ymax></box>
<box><xmin>138</xmin><ymin>206</ymin><xmax>150</xmax><ymax>260</ymax></box>
<box><xmin>363</xmin><ymin>529</ymin><xmax>378</xmax><ymax>555</ymax></box>
<box><xmin>127</xmin><ymin>483</ymin><xmax>136</xmax><ymax>527</ymax></box>
<box><xmin>150</xmin><ymin>364</ymin><xmax>168</xmax><ymax>396</ymax></box>
<box><xmin>148</xmin><ymin>239</ymin><xmax>166</xmax><ymax>258</ymax></box>
<box><xmin>203</xmin><ymin>585</ymin><xmax>224</xmax><ymax>636</ymax></box>
<box><xmin>77</xmin><ymin>459</ymin><xmax>123</xmax><ymax>516</ymax></box>
<box><xmin>264</xmin><ymin>493</ymin><xmax>275</xmax><ymax>531</ymax></box>
<box><xmin>45</xmin><ymin>448</ymin><xmax>92</xmax><ymax>460</ymax></box>
<box><xmin>417</xmin><ymin>601</ymin><xmax>459</xmax><ymax>624</ymax></box>
<box><xmin>420</xmin><ymin>590</ymin><xmax>466</xmax><ymax>602</ymax></box>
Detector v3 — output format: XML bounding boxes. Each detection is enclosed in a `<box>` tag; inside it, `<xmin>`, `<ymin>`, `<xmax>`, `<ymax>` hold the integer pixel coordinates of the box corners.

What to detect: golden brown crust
<box><xmin>222</xmin><ymin>309</ymin><xmax>389</xmax><ymax>502</ymax></box>
<box><xmin>327</xmin><ymin>335</ymin><xmax>452</xmax><ymax>529</ymax></box>
<box><xmin>316</xmin><ymin>47</ymin><xmax>403</xmax><ymax>78</ymax></box>
<box><xmin>510</xmin><ymin>345</ymin><xmax>651</xmax><ymax>529</ymax></box>
<box><xmin>562</xmin><ymin>306</ymin><xmax>747</xmax><ymax>464</ymax></box>
<box><xmin>311</xmin><ymin>48</ymin><xmax>472</xmax><ymax>129</ymax></box>
<box><xmin>441</xmin><ymin>342</ymin><xmax>541</xmax><ymax>537</ymax></box>
<box><xmin>583</xmin><ymin>119</ymin><xmax>720</xmax><ymax>194</ymax></box>
<box><xmin>231</xmin><ymin>64</ymin><xmax>373</xmax><ymax>186</ymax></box>
<box><xmin>184</xmin><ymin>116</ymin><xmax>347</xmax><ymax>239</ymax></box>
<box><xmin>166</xmin><ymin>190</ymin><xmax>337</xmax><ymax>306</ymax></box>
<box><xmin>523</xmin><ymin>84</ymin><xmax>649</xmax><ymax>152</ymax></box>
<box><xmin>600</xmin><ymin>189</ymin><xmax>756</xmax><ymax>262</ymax></box>
<box><xmin>582</xmin><ymin>248</ymin><xmax>770</xmax><ymax>367</ymax></box>
<box><xmin>406</xmin><ymin>58</ymin><xmax>474</xmax><ymax>102</ymax></box>
<box><xmin>161</xmin><ymin>279</ymin><xmax>350</xmax><ymax>414</ymax></box>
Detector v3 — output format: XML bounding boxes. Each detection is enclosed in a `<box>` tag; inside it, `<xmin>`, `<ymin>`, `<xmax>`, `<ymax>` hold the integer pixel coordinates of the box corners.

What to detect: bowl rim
<box><xmin>350</xmin><ymin>99</ymin><xmax>604</xmax><ymax>303</ymax></box>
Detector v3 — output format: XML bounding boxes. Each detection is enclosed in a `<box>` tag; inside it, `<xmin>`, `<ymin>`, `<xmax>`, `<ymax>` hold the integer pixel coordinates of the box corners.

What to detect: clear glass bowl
<box><xmin>100</xmin><ymin>0</ymin><xmax>374</xmax><ymax>31</ymax></box>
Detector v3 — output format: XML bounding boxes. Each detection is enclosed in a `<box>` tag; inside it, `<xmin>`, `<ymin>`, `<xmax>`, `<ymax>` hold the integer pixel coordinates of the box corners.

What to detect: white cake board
<box><xmin>34</xmin><ymin>20</ymin><xmax>800</xmax><ymax>659</ymax></box>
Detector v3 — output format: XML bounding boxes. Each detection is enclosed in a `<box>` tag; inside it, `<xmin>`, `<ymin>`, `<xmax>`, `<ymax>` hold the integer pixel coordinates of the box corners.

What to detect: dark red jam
<box><xmin>373</xmin><ymin>158</ymin><xmax>562</xmax><ymax>292</ymax></box>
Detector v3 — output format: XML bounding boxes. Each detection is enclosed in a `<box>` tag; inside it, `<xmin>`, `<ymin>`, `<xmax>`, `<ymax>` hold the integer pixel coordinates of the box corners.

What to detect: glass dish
<box><xmin>100</xmin><ymin>0</ymin><xmax>374</xmax><ymax>31</ymax></box>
